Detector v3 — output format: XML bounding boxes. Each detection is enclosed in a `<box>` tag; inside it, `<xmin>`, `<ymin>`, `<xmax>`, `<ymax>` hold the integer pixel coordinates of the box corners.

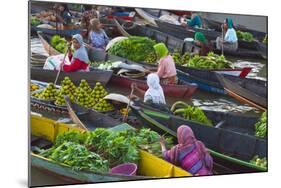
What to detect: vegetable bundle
<box><xmin>255</xmin><ymin>111</ymin><xmax>267</xmax><ymax>138</ymax></box>
<box><xmin>171</xmin><ymin>101</ymin><xmax>213</xmax><ymax>126</ymax></box>
<box><xmin>236</xmin><ymin>30</ymin><xmax>254</xmax><ymax>42</ymax></box>
<box><xmin>172</xmin><ymin>51</ymin><xmax>233</xmax><ymax>70</ymax></box>
<box><xmin>108</xmin><ymin>36</ymin><xmax>156</xmax><ymax>62</ymax></box>
<box><xmin>250</xmin><ymin>155</ymin><xmax>267</xmax><ymax>169</ymax></box>
<box><xmin>50</xmin><ymin>35</ymin><xmax>68</xmax><ymax>53</ymax></box>
<box><xmin>39</xmin><ymin>128</ymin><xmax>173</xmax><ymax>172</ymax></box>
<box><xmin>31</xmin><ymin>16</ymin><xmax>41</xmax><ymax>26</ymax></box>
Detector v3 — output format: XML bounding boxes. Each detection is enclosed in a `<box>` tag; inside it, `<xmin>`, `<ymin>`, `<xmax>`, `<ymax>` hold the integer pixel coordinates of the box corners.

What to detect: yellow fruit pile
<box><xmin>78</xmin><ymin>79</ymin><xmax>92</xmax><ymax>95</ymax></box>
<box><xmin>90</xmin><ymin>82</ymin><xmax>108</xmax><ymax>104</ymax></box>
<box><xmin>76</xmin><ymin>87</ymin><xmax>95</xmax><ymax>108</ymax></box>
<box><xmin>54</xmin><ymin>77</ymin><xmax>76</xmax><ymax>106</ymax></box>
<box><xmin>93</xmin><ymin>99</ymin><xmax>114</xmax><ymax>112</ymax></box>
<box><xmin>37</xmin><ymin>83</ymin><xmax>57</xmax><ymax>101</ymax></box>
<box><xmin>30</xmin><ymin>83</ymin><xmax>39</xmax><ymax>92</ymax></box>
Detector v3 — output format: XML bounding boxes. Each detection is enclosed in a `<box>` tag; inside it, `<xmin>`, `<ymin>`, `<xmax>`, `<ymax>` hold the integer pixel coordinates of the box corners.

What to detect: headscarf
<box><xmin>72</xmin><ymin>34</ymin><xmax>89</xmax><ymax>64</ymax></box>
<box><xmin>144</xmin><ymin>73</ymin><xmax>166</xmax><ymax>104</ymax></box>
<box><xmin>166</xmin><ymin>125</ymin><xmax>210</xmax><ymax>165</ymax></box>
<box><xmin>225</xmin><ymin>18</ymin><xmax>234</xmax><ymax>29</ymax></box>
<box><xmin>153</xmin><ymin>43</ymin><xmax>169</xmax><ymax>59</ymax></box>
<box><xmin>194</xmin><ymin>32</ymin><xmax>208</xmax><ymax>45</ymax></box>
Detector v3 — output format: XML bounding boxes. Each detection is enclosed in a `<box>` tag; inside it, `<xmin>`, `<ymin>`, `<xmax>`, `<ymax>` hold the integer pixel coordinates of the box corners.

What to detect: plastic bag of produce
<box><xmin>43</xmin><ymin>54</ymin><xmax>71</xmax><ymax>70</ymax></box>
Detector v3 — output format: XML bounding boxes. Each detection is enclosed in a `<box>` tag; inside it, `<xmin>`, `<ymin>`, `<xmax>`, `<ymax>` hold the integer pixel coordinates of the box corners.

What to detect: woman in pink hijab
<box><xmin>160</xmin><ymin>125</ymin><xmax>213</xmax><ymax>176</ymax></box>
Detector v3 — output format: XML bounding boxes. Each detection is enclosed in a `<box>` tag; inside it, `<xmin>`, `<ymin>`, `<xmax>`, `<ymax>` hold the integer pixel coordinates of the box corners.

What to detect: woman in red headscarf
<box><xmin>160</xmin><ymin>125</ymin><xmax>213</xmax><ymax>176</ymax></box>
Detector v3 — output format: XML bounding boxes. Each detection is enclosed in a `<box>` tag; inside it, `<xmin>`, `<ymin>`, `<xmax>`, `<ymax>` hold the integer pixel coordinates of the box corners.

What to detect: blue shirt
<box><xmin>89</xmin><ymin>30</ymin><xmax>109</xmax><ymax>49</ymax></box>
<box><xmin>224</xmin><ymin>28</ymin><xmax>238</xmax><ymax>42</ymax></box>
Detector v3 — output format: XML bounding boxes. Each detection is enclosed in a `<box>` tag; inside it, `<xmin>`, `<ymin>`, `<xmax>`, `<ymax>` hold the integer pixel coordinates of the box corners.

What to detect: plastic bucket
<box><xmin>110</xmin><ymin>163</ymin><xmax>138</xmax><ymax>176</ymax></box>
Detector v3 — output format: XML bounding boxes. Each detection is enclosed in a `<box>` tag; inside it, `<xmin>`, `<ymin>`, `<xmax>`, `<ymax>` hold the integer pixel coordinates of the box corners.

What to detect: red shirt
<box><xmin>63</xmin><ymin>53</ymin><xmax>89</xmax><ymax>72</ymax></box>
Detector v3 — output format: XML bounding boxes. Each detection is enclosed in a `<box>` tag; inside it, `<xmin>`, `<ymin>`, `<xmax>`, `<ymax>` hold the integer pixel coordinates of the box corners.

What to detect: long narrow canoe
<box><xmin>130</xmin><ymin>101</ymin><xmax>267</xmax><ymax>173</ymax></box>
<box><xmin>31</xmin><ymin>114</ymin><xmax>191</xmax><ymax>184</ymax></box>
<box><xmin>114</xmin><ymin>19</ymin><xmax>252</xmax><ymax>78</ymax></box>
<box><xmin>31</xmin><ymin>33</ymin><xmax>113</xmax><ymax>86</ymax></box>
<box><xmin>216</xmin><ymin>74</ymin><xmax>267</xmax><ymax>111</ymax></box>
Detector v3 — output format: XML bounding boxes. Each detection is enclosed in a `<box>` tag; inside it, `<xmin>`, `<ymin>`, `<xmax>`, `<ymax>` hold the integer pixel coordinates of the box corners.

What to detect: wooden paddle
<box><xmin>54</xmin><ymin>45</ymin><xmax>70</xmax><ymax>85</ymax></box>
<box><xmin>122</xmin><ymin>87</ymin><xmax>135</xmax><ymax>122</ymax></box>
<box><xmin>221</xmin><ymin>24</ymin><xmax>224</xmax><ymax>56</ymax></box>
<box><xmin>64</xmin><ymin>96</ymin><xmax>89</xmax><ymax>131</ymax></box>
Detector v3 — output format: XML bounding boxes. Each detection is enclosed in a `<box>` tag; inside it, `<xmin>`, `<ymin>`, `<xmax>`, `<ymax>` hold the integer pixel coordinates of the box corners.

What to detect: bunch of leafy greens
<box><xmin>236</xmin><ymin>30</ymin><xmax>254</xmax><ymax>42</ymax></box>
<box><xmin>50</xmin><ymin>35</ymin><xmax>68</xmax><ymax>53</ymax></box>
<box><xmin>40</xmin><ymin>128</ymin><xmax>174</xmax><ymax>171</ymax></box>
<box><xmin>108</xmin><ymin>36</ymin><xmax>156</xmax><ymax>62</ymax></box>
<box><xmin>255</xmin><ymin>112</ymin><xmax>267</xmax><ymax>138</ymax></box>
<box><xmin>31</xmin><ymin>17</ymin><xmax>41</xmax><ymax>26</ymax></box>
<box><xmin>250</xmin><ymin>155</ymin><xmax>267</xmax><ymax>169</ymax></box>
<box><xmin>183</xmin><ymin>52</ymin><xmax>233</xmax><ymax>70</ymax></box>
<box><xmin>171</xmin><ymin>101</ymin><xmax>213</xmax><ymax>126</ymax></box>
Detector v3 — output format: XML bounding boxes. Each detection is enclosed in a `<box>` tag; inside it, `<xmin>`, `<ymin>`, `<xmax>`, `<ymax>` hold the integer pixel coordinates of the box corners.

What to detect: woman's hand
<box><xmin>130</xmin><ymin>83</ymin><xmax>137</xmax><ymax>90</ymax></box>
<box><xmin>159</xmin><ymin>135</ymin><xmax>165</xmax><ymax>145</ymax></box>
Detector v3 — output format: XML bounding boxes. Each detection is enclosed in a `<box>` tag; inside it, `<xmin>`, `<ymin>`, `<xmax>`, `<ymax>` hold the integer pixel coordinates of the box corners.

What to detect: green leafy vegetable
<box><xmin>255</xmin><ymin>112</ymin><xmax>267</xmax><ymax>138</ymax></box>
<box><xmin>50</xmin><ymin>35</ymin><xmax>68</xmax><ymax>53</ymax></box>
<box><xmin>39</xmin><ymin>127</ymin><xmax>174</xmax><ymax>171</ymax></box>
<box><xmin>171</xmin><ymin>101</ymin><xmax>213</xmax><ymax>126</ymax></box>
<box><xmin>250</xmin><ymin>155</ymin><xmax>267</xmax><ymax>169</ymax></box>
<box><xmin>108</xmin><ymin>36</ymin><xmax>156</xmax><ymax>62</ymax></box>
<box><xmin>31</xmin><ymin>17</ymin><xmax>41</xmax><ymax>26</ymax></box>
<box><xmin>237</xmin><ymin>30</ymin><xmax>254</xmax><ymax>42</ymax></box>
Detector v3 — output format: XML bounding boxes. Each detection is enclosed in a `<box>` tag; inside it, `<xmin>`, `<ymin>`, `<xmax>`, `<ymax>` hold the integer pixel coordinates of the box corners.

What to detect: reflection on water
<box><xmin>233</xmin><ymin>60</ymin><xmax>267</xmax><ymax>80</ymax></box>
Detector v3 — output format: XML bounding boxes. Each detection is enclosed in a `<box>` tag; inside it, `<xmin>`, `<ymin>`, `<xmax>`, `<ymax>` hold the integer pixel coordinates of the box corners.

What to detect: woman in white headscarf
<box><xmin>131</xmin><ymin>73</ymin><xmax>166</xmax><ymax>105</ymax></box>
<box><xmin>61</xmin><ymin>34</ymin><xmax>90</xmax><ymax>72</ymax></box>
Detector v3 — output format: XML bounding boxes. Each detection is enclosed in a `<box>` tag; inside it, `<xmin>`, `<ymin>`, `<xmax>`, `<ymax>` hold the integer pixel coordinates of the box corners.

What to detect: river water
<box><xmin>30</xmin><ymin>37</ymin><xmax>267</xmax><ymax>186</ymax></box>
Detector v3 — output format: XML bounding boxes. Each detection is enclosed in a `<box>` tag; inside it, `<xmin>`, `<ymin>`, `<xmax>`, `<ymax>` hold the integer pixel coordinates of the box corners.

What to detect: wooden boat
<box><xmin>63</xmin><ymin>95</ymin><xmax>264</xmax><ymax>174</ymax></box>
<box><xmin>31</xmin><ymin>114</ymin><xmax>191</xmax><ymax>183</ymax></box>
<box><xmin>176</xmin><ymin>67</ymin><xmax>264</xmax><ymax>95</ymax></box>
<box><xmin>31</xmin><ymin>33</ymin><xmax>113</xmax><ymax>86</ymax></box>
<box><xmin>216</xmin><ymin>74</ymin><xmax>267</xmax><ymax>111</ymax></box>
<box><xmin>135</xmin><ymin>9</ymin><xmax>266</xmax><ymax>59</ymax></box>
<box><xmin>203</xmin><ymin>18</ymin><xmax>267</xmax><ymax>42</ymax></box>
<box><xmin>129</xmin><ymin>101</ymin><xmax>267</xmax><ymax>173</ymax></box>
<box><xmin>114</xmin><ymin>19</ymin><xmax>252</xmax><ymax>78</ymax></box>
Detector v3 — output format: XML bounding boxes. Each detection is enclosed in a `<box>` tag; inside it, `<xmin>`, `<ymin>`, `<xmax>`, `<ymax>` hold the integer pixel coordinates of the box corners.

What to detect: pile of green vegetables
<box><xmin>39</xmin><ymin>128</ymin><xmax>173</xmax><ymax>172</ymax></box>
<box><xmin>255</xmin><ymin>111</ymin><xmax>267</xmax><ymax>138</ymax></box>
<box><xmin>236</xmin><ymin>30</ymin><xmax>254</xmax><ymax>42</ymax></box>
<box><xmin>263</xmin><ymin>34</ymin><xmax>268</xmax><ymax>44</ymax></box>
<box><xmin>108</xmin><ymin>36</ymin><xmax>156</xmax><ymax>62</ymax></box>
<box><xmin>172</xmin><ymin>51</ymin><xmax>233</xmax><ymax>70</ymax></box>
<box><xmin>31</xmin><ymin>16</ymin><xmax>41</xmax><ymax>26</ymax></box>
<box><xmin>171</xmin><ymin>101</ymin><xmax>213</xmax><ymax>126</ymax></box>
<box><xmin>250</xmin><ymin>155</ymin><xmax>267</xmax><ymax>169</ymax></box>
<box><xmin>50</xmin><ymin>35</ymin><xmax>68</xmax><ymax>53</ymax></box>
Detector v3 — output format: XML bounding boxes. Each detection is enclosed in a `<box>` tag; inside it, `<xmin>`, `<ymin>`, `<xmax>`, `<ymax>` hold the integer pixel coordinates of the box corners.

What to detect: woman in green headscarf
<box><xmin>192</xmin><ymin>32</ymin><xmax>212</xmax><ymax>56</ymax></box>
<box><xmin>153</xmin><ymin>43</ymin><xmax>177</xmax><ymax>85</ymax></box>
<box><xmin>216</xmin><ymin>18</ymin><xmax>238</xmax><ymax>51</ymax></box>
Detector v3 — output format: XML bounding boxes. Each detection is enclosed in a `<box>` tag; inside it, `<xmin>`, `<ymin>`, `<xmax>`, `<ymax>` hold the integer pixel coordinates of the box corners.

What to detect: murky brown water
<box><xmin>30</xmin><ymin>36</ymin><xmax>267</xmax><ymax>185</ymax></box>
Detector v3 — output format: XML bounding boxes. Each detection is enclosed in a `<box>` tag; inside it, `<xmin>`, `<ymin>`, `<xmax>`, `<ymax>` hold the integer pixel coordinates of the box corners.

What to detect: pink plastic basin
<box><xmin>110</xmin><ymin>163</ymin><xmax>138</xmax><ymax>176</ymax></box>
